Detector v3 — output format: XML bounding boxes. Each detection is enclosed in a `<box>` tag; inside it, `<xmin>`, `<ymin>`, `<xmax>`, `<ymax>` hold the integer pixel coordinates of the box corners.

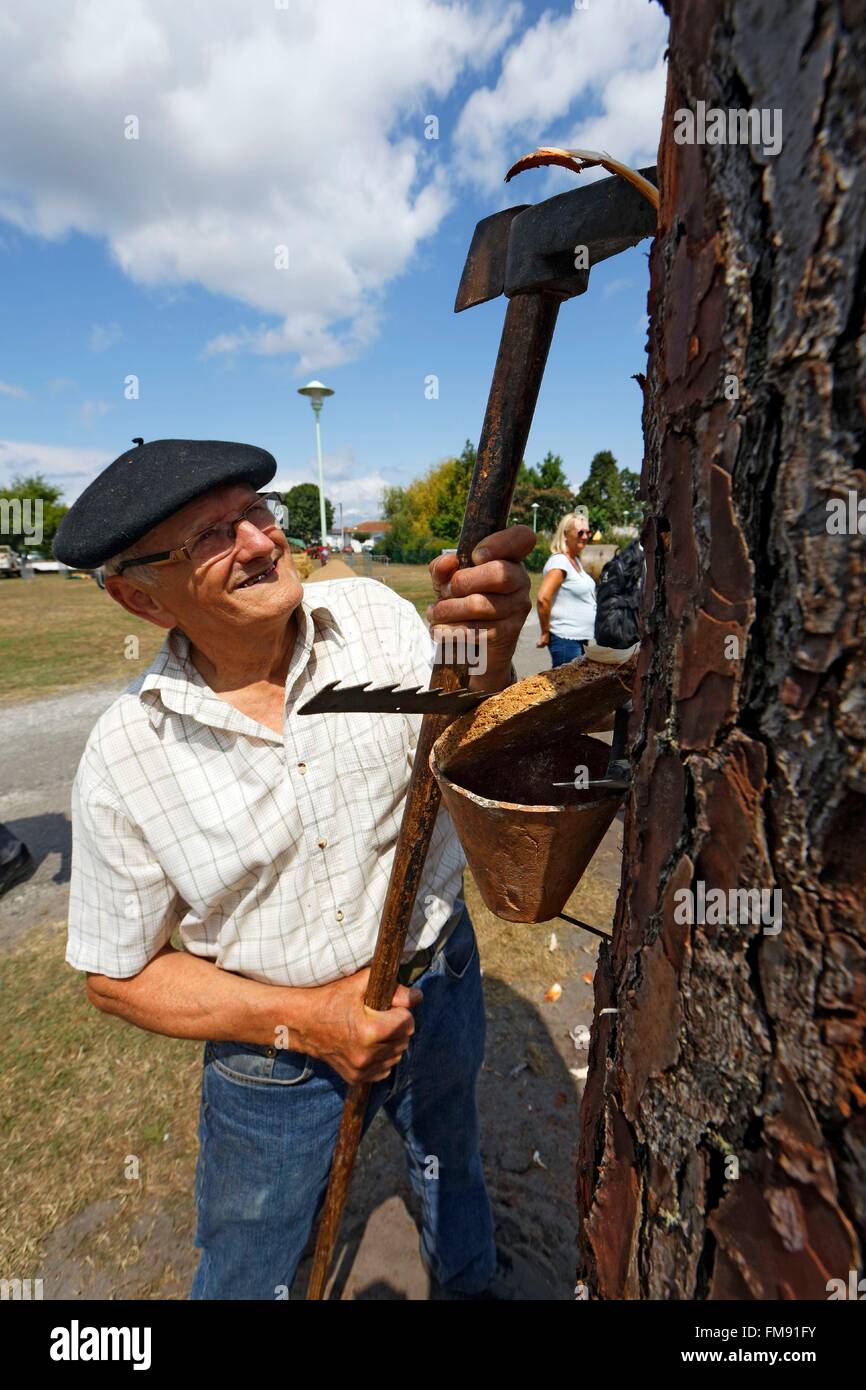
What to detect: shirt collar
<box><xmin>137</xmin><ymin>594</ymin><xmax>345</xmax><ymax>738</ymax></box>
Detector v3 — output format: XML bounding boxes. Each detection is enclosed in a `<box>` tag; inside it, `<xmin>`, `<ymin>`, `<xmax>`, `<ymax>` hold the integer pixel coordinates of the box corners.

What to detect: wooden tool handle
<box><xmin>306</xmin><ymin>292</ymin><xmax>561</xmax><ymax>1300</ymax></box>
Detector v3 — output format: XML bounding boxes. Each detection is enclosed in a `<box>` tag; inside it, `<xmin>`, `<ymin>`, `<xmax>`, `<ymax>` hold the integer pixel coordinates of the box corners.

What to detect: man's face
<box><xmin>105</xmin><ymin>483</ymin><xmax>303</xmax><ymax>635</ymax></box>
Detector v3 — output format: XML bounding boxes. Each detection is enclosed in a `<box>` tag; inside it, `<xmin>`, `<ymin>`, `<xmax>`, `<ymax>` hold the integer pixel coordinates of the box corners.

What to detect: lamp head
<box><xmin>298</xmin><ymin>380</ymin><xmax>334</xmax><ymax>411</ymax></box>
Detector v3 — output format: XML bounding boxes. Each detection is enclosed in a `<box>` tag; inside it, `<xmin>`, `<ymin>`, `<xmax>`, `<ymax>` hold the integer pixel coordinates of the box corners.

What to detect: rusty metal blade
<box><xmin>502</xmin><ymin>165</ymin><xmax>657</xmax><ymax>299</ymax></box>
<box><xmin>297</xmin><ymin>679</ymin><xmax>492</xmax><ymax>715</ymax></box>
<box><xmin>454</xmin><ymin>204</ymin><xmax>528</xmax><ymax>311</ymax></box>
<box><xmin>455</xmin><ymin>166</ymin><xmax>657</xmax><ymax>310</ymax></box>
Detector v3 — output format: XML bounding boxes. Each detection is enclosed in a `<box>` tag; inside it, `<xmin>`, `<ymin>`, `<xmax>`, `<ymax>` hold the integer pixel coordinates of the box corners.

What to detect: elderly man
<box><xmin>55</xmin><ymin>438</ymin><xmax>533</xmax><ymax>1301</ymax></box>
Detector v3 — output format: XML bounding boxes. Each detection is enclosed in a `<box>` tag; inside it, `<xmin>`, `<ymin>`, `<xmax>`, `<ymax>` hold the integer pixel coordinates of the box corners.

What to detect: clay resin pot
<box><xmin>431</xmin><ymin>727</ymin><xmax>624</xmax><ymax>923</ymax></box>
<box><xmin>429</xmin><ymin>656</ymin><xmax>635</xmax><ymax>923</ymax></box>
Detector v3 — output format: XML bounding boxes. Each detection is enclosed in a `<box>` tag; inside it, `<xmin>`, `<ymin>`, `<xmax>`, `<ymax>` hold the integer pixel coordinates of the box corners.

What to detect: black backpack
<box><xmin>594</xmin><ymin>540</ymin><xmax>645</xmax><ymax>649</ymax></box>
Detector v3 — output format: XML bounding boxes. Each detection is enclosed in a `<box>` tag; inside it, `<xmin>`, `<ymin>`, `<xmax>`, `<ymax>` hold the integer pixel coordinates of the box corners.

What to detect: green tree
<box><xmin>620</xmin><ymin>467</ymin><xmax>644</xmax><ymax>527</ymax></box>
<box><xmin>510</xmin><ymin>485</ymin><xmax>573</xmax><ymax>532</ymax></box>
<box><xmin>429</xmin><ymin>440</ymin><xmax>476</xmax><ymax>541</ymax></box>
<box><xmin>381</xmin><ymin>446</ymin><xmax>475</xmax><ymax>558</ymax></box>
<box><xmin>382</xmin><ymin>476</ymin><xmax>437</xmax><ymax>552</ymax></box>
<box><xmin>574</xmin><ymin>450</ymin><xmax>629</xmax><ymax>532</ymax></box>
<box><xmin>534</xmin><ymin>451</ymin><xmax>569</xmax><ymax>489</ymax></box>
<box><xmin>0</xmin><ymin>474</ymin><xmax>68</xmax><ymax>552</ymax></box>
<box><xmin>511</xmin><ymin>451</ymin><xmax>572</xmax><ymax>532</ymax></box>
<box><xmin>283</xmin><ymin>483</ymin><xmax>333</xmax><ymax>543</ymax></box>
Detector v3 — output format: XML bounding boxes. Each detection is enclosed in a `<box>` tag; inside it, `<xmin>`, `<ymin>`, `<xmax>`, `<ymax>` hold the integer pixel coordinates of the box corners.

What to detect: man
<box><xmin>54</xmin><ymin>438</ymin><xmax>533</xmax><ymax>1300</ymax></box>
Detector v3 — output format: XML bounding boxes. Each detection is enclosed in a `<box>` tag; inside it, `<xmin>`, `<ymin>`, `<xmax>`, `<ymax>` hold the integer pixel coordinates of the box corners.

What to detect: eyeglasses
<box><xmin>574</xmin><ymin>530</ymin><xmax>590</xmax><ymax>538</ymax></box>
<box><xmin>114</xmin><ymin>492</ymin><xmax>287</xmax><ymax>574</ymax></box>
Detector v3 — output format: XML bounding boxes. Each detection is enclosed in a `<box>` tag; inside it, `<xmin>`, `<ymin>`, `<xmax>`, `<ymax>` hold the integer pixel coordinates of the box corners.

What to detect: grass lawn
<box><xmin>0</xmin><ymin>856</ymin><xmax>614</xmax><ymax>1297</ymax></box>
<box><xmin>0</xmin><ymin>916</ymin><xmax>203</xmax><ymax>1297</ymax></box>
<box><xmin>376</xmin><ymin>560</ymin><xmax>543</xmax><ymax>617</ymax></box>
<box><xmin>0</xmin><ymin>565</ymin><xmax>545</xmax><ymax>705</ymax></box>
<box><xmin>0</xmin><ymin>575</ymin><xmax>166</xmax><ymax>705</ymax></box>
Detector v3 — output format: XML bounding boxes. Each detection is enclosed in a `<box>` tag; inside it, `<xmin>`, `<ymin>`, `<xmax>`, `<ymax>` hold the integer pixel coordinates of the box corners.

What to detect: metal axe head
<box><xmin>454</xmin><ymin>204</ymin><xmax>528</xmax><ymax>313</ymax></box>
<box><xmin>454</xmin><ymin>164</ymin><xmax>657</xmax><ymax>312</ymax></box>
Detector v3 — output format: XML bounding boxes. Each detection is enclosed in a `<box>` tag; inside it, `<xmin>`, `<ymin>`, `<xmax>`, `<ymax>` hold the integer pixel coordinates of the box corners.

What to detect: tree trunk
<box><xmin>576</xmin><ymin>0</ymin><xmax>866</xmax><ymax>1299</ymax></box>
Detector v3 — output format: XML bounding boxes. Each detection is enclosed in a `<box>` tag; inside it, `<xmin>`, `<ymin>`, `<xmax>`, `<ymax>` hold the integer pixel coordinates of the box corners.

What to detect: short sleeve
<box><xmin>543</xmin><ymin>555</ymin><xmax>570</xmax><ymax>576</ymax></box>
<box><xmin>66</xmin><ymin>764</ymin><xmax>183</xmax><ymax>978</ymax></box>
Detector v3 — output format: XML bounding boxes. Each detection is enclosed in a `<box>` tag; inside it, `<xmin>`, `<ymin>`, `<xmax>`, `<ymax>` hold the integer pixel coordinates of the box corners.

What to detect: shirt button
<box><xmin>298</xmin><ymin>762</ymin><xmax>307</xmax><ymax>773</ymax></box>
<box><xmin>335</xmin><ymin>910</ymin><xmax>344</xmax><ymax>922</ymax></box>
<box><xmin>318</xmin><ymin>838</ymin><xmax>327</xmax><ymax>849</ymax></box>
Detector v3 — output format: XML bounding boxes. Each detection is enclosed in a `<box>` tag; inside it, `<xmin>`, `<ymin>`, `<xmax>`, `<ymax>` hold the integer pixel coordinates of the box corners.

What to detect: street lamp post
<box><xmin>531</xmin><ymin>501</ymin><xmax>539</xmax><ymax>533</ymax></box>
<box><xmin>337</xmin><ymin>501</ymin><xmax>344</xmax><ymax>551</ymax></box>
<box><xmin>297</xmin><ymin>380</ymin><xmax>334</xmax><ymax>548</ymax></box>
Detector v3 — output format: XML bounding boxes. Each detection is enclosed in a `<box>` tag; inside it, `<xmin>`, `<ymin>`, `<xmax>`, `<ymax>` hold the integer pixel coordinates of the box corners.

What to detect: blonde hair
<box><xmin>550</xmin><ymin>511</ymin><xmax>589</xmax><ymax>555</ymax></box>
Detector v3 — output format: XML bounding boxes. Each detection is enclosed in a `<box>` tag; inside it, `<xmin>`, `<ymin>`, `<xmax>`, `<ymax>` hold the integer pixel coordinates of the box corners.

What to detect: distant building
<box><xmin>353</xmin><ymin>520</ymin><xmax>391</xmax><ymax>541</ymax></box>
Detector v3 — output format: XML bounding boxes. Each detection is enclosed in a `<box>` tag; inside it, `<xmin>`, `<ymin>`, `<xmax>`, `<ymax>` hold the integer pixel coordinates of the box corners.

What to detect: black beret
<box><xmin>53</xmin><ymin>438</ymin><xmax>277</xmax><ymax>568</ymax></box>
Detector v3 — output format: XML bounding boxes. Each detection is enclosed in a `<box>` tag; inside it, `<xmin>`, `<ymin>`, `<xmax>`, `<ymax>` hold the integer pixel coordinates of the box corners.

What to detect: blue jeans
<box><xmin>548</xmin><ymin>634</ymin><xmax>586</xmax><ymax>667</ymax></box>
<box><xmin>190</xmin><ymin>907</ymin><xmax>495</xmax><ymax>1299</ymax></box>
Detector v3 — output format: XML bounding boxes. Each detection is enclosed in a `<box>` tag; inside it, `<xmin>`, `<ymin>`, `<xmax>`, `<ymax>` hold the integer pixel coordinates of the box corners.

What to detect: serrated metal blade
<box><xmin>297</xmin><ymin>680</ymin><xmax>492</xmax><ymax>715</ymax></box>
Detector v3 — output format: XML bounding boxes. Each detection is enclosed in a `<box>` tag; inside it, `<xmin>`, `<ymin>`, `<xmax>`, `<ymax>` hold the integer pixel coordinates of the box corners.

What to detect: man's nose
<box><xmin>233</xmin><ymin>518</ymin><xmax>278</xmax><ymax>559</ymax></box>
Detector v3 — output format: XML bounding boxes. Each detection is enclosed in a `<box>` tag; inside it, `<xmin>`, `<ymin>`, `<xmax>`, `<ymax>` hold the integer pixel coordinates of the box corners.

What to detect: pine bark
<box><xmin>576</xmin><ymin>0</ymin><xmax>866</xmax><ymax>1298</ymax></box>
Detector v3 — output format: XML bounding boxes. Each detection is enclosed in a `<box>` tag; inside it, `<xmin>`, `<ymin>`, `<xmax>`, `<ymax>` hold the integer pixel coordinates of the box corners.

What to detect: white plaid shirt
<box><xmin>66</xmin><ymin>578</ymin><xmax>467</xmax><ymax>987</ymax></box>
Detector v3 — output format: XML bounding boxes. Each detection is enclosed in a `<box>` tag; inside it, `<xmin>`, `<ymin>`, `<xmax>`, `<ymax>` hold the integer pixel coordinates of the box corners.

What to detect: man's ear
<box><xmin>104</xmin><ymin>576</ymin><xmax>177</xmax><ymax>630</ymax></box>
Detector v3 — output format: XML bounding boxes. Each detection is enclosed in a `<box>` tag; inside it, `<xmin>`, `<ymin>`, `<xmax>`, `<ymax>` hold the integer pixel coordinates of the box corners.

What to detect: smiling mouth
<box><xmin>236</xmin><ymin>560</ymin><xmax>278</xmax><ymax>590</ymax></box>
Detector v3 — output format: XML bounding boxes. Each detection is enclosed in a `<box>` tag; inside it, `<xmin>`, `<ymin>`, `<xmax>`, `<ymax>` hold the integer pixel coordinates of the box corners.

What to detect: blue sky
<box><xmin>0</xmin><ymin>0</ymin><xmax>667</xmax><ymax>527</ymax></box>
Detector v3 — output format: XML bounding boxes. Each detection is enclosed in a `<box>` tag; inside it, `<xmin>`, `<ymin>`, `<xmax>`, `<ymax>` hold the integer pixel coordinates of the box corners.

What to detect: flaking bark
<box><xmin>576</xmin><ymin>0</ymin><xmax>866</xmax><ymax>1299</ymax></box>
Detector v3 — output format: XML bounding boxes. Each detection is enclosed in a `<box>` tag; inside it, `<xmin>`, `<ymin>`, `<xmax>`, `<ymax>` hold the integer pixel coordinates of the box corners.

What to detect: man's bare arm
<box><xmin>87</xmin><ymin>943</ymin><xmax>421</xmax><ymax>1084</ymax></box>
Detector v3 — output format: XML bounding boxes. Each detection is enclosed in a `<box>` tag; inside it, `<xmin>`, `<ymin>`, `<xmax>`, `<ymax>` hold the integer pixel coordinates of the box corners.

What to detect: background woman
<box><xmin>536</xmin><ymin>512</ymin><xmax>596</xmax><ymax>667</ymax></box>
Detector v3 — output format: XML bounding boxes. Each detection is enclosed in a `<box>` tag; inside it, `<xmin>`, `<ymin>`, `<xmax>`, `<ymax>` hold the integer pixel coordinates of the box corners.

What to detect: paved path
<box><xmin>0</xmin><ymin>683</ymin><xmax>124</xmax><ymax>945</ymax></box>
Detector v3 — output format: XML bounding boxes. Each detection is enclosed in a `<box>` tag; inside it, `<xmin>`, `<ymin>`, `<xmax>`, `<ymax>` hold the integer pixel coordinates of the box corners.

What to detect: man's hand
<box><xmin>291</xmin><ymin>967</ymin><xmax>422</xmax><ymax>1084</ymax></box>
<box><xmin>426</xmin><ymin>526</ymin><xmax>534</xmax><ymax>687</ymax></box>
<box><xmin>85</xmin><ymin>946</ymin><xmax>419</xmax><ymax>1085</ymax></box>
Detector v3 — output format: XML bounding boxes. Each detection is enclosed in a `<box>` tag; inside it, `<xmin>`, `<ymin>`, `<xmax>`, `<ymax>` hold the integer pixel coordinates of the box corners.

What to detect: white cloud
<box><xmin>0</xmin><ymin>380</ymin><xmax>30</xmax><ymax>399</ymax></box>
<box><xmin>88</xmin><ymin>322</ymin><xmax>124</xmax><ymax>352</ymax></box>
<box><xmin>0</xmin><ymin>1</ymin><xmax>665</xmax><ymax>373</ymax></box>
<box><xmin>79</xmin><ymin>399</ymin><xmax>111</xmax><ymax>425</ymax></box>
<box><xmin>0</xmin><ymin>0</ymin><xmax>518</xmax><ymax>372</ymax></box>
<box><xmin>0</xmin><ymin>439</ymin><xmax>112</xmax><ymax>498</ymax></box>
<box><xmin>603</xmin><ymin>276</ymin><xmax>634</xmax><ymax>298</ymax></box>
<box><xmin>453</xmin><ymin>1</ymin><xmax>667</xmax><ymax>194</ymax></box>
<box><xmin>561</xmin><ymin>52</ymin><xmax>668</xmax><ymax>174</ymax></box>
<box><xmin>274</xmin><ymin>444</ymin><xmax>388</xmax><ymax>522</ymax></box>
